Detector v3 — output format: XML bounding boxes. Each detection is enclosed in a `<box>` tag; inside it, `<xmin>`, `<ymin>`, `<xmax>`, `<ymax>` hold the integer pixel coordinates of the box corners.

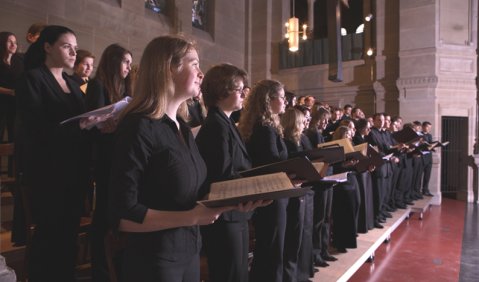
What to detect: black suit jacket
<box><xmin>16</xmin><ymin>65</ymin><xmax>89</xmax><ymax>220</ymax></box>
<box><xmin>196</xmin><ymin>107</ymin><xmax>252</xmax><ymax>221</ymax></box>
<box><xmin>422</xmin><ymin>132</ymin><xmax>433</xmax><ymax>165</ymax></box>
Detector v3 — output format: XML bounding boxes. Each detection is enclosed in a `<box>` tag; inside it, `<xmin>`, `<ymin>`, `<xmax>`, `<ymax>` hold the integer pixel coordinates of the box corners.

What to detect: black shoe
<box><xmin>378</xmin><ymin>217</ymin><xmax>386</xmax><ymax>223</ymax></box>
<box><xmin>405</xmin><ymin>201</ymin><xmax>414</xmax><ymax>205</ymax></box>
<box><xmin>423</xmin><ymin>191</ymin><xmax>433</xmax><ymax>197</ymax></box>
<box><xmin>374</xmin><ymin>221</ymin><xmax>384</xmax><ymax>229</ymax></box>
<box><xmin>322</xmin><ymin>254</ymin><xmax>338</xmax><ymax>262</ymax></box>
<box><xmin>396</xmin><ymin>203</ymin><xmax>407</xmax><ymax>209</ymax></box>
<box><xmin>336</xmin><ymin>247</ymin><xmax>347</xmax><ymax>253</ymax></box>
<box><xmin>315</xmin><ymin>260</ymin><xmax>329</xmax><ymax>267</ymax></box>
<box><xmin>386</xmin><ymin>206</ymin><xmax>397</xmax><ymax>212</ymax></box>
<box><xmin>381</xmin><ymin>211</ymin><xmax>392</xmax><ymax>218</ymax></box>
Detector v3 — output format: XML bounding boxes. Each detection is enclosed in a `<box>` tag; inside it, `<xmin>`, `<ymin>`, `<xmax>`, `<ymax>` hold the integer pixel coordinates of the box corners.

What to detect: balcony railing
<box><xmin>279</xmin><ymin>33</ymin><xmax>364</xmax><ymax>69</ymax></box>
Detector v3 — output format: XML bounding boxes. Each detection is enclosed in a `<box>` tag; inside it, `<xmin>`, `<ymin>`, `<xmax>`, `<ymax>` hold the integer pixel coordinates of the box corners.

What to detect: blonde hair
<box><xmin>309</xmin><ymin>106</ymin><xmax>330</xmax><ymax>131</ymax></box>
<box><xmin>238</xmin><ymin>79</ymin><xmax>284</xmax><ymax>142</ymax></box>
<box><xmin>281</xmin><ymin>107</ymin><xmax>304</xmax><ymax>145</ymax></box>
<box><xmin>332</xmin><ymin>126</ymin><xmax>351</xmax><ymax>141</ymax></box>
<box><xmin>120</xmin><ymin>35</ymin><xmax>195</xmax><ymax>120</ymax></box>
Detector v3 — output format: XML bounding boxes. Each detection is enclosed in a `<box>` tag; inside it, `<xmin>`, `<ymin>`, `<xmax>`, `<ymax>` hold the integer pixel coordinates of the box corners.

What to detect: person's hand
<box><xmin>99</xmin><ymin>117</ymin><xmax>118</xmax><ymax>133</ymax></box>
<box><xmin>368</xmin><ymin>164</ymin><xmax>376</xmax><ymax>172</ymax></box>
<box><xmin>79</xmin><ymin>114</ymin><xmax>112</xmax><ymax>130</ymax></box>
<box><xmin>343</xmin><ymin>159</ymin><xmax>359</xmax><ymax>168</ymax></box>
<box><xmin>191</xmin><ymin>204</ymin><xmax>235</xmax><ymax>225</ymax></box>
<box><xmin>236</xmin><ymin>200</ymin><xmax>273</xmax><ymax>212</ymax></box>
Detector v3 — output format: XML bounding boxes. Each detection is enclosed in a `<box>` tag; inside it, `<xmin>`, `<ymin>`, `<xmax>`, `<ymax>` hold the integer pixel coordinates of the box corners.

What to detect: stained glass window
<box><xmin>145</xmin><ymin>0</ymin><xmax>166</xmax><ymax>14</ymax></box>
<box><xmin>192</xmin><ymin>0</ymin><xmax>207</xmax><ymax>30</ymax></box>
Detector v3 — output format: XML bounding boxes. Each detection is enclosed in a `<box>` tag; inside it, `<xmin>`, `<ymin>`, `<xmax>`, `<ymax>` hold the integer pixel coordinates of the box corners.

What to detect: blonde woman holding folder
<box><xmin>108</xmin><ymin>36</ymin><xmax>237</xmax><ymax>282</ymax></box>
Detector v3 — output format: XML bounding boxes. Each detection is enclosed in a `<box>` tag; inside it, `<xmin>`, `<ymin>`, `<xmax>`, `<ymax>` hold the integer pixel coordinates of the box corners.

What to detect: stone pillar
<box><xmin>396</xmin><ymin>0</ymin><xmax>478</xmax><ymax>204</ymax></box>
<box><xmin>373</xmin><ymin>0</ymin><xmax>400</xmax><ymax>116</ymax></box>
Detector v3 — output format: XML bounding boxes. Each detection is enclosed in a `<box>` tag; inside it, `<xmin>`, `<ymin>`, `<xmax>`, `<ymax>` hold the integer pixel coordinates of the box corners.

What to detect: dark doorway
<box><xmin>441</xmin><ymin>116</ymin><xmax>469</xmax><ymax>199</ymax></box>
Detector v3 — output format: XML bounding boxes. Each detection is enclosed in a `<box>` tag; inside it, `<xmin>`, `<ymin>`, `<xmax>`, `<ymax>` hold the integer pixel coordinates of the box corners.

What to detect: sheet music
<box><xmin>60</xmin><ymin>97</ymin><xmax>132</xmax><ymax>127</ymax></box>
<box><xmin>382</xmin><ymin>153</ymin><xmax>394</xmax><ymax>161</ymax></box>
<box><xmin>322</xmin><ymin>172</ymin><xmax>349</xmax><ymax>183</ymax></box>
<box><xmin>208</xmin><ymin>172</ymin><xmax>292</xmax><ymax>200</ymax></box>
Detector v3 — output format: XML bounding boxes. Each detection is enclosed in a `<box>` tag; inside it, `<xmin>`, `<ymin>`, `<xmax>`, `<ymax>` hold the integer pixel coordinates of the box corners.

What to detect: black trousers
<box><xmin>297</xmin><ymin>191</ymin><xmax>315</xmax><ymax>281</ymax></box>
<box><xmin>332</xmin><ymin>173</ymin><xmax>360</xmax><ymax>249</ymax></box>
<box><xmin>201</xmin><ymin>219</ymin><xmax>249</xmax><ymax>282</ymax></box>
<box><xmin>283</xmin><ymin>196</ymin><xmax>305</xmax><ymax>281</ymax></box>
<box><xmin>422</xmin><ymin>159</ymin><xmax>433</xmax><ymax>193</ymax></box>
<box><xmin>312</xmin><ymin>184</ymin><xmax>334</xmax><ymax>261</ymax></box>
<box><xmin>29</xmin><ymin>216</ymin><xmax>81</xmax><ymax>282</ymax></box>
<box><xmin>250</xmin><ymin>198</ymin><xmax>288</xmax><ymax>282</ymax></box>
<box><xmin>122</xmin><ymin>243</ymin><xmax>199</xmax><ymax>282</ymax></box>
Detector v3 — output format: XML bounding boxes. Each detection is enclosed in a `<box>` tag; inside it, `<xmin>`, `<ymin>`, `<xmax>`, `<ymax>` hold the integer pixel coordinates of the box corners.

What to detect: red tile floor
<box><xmin>349</xmin><ymin>198</ymin><xmax>466</xmax><ymax>282</ymax></box>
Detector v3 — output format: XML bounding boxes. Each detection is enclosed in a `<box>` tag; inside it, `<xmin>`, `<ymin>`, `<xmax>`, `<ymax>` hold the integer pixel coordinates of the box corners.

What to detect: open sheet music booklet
<box><xmin>60</xmin><ymin>97</ymin><xmax>131</xmax><ymax>129</ymax></box>
<box><xmin>197</xmin><ymin>172</ymin><xmax>310</xmax><ymax>208</ymax></box>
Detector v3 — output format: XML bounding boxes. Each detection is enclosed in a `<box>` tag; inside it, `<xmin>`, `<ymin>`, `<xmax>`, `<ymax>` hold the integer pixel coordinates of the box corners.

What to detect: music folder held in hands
<box><xmin>198</xmin><ymin>157</ymin><xmax>348</xmax><ymax>208</ymax></box>
<box><xmin>392</xmin><ymin>126</ymin><xmax>421</xmax><ymax>144</ymax></box>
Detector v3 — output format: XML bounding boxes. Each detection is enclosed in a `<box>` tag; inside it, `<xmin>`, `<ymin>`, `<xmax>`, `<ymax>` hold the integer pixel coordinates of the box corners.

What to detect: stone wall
<box><xmin>0</xmin><ymin>0</ymin><xmax>247</xmax><ymax>73</ymax></box>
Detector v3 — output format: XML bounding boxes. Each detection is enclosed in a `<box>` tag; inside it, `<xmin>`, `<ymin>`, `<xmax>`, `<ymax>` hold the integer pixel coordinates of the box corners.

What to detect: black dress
<box><xmin>85</xmin><ymin>78</ymin><xmax>128</xmax><ymax>281</ymax></box>
<box><xmin>284</xmin><ymin>135</ymin><xmax>316</xmax><ymax>281</ymax></box>
<box><xmin>195</xmin><ymin>107</ymin><xmax>252</xmax><ymax>282</ymax></box>
<box><xmin>16</xmin><ymin>64</ymin><xmax>90</xmax><ymax>281</ymax></box>
<box><xmin>352</xmin><ymin>133</ymin><xmax>375</xmax><ymax>233</ymax></box>
<box><xmin>0</xmin><ymin>53</ymin><xmax>23</xmax><ymax>142</ymax></box>
<box><xmin>246</xmin><ymin>123</ymin><xmax>290</xmax><ymax>282</ymax></box>
<box><xmin>109</xmin><ymin>114</ymin><xmax>206</xmax><ymax>282</ymax></box>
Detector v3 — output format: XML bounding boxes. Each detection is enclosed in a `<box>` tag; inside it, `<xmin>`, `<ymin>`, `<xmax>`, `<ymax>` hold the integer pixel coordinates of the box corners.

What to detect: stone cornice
<box><xmin>396</xmin><ymin>76</ymin><xmax>438</xmax><ymax>88</ymax></box>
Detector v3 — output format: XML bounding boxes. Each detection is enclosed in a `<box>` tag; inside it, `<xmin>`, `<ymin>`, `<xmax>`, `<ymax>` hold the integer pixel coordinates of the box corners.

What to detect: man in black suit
<box><xmin>421</xmin><ymin>121</ymin><xmax>434</xmax><ymax>196</ymax></box>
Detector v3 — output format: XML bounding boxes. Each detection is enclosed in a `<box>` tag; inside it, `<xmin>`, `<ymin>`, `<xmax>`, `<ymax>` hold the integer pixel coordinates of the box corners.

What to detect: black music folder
<box><xmin>392</xmin><ymin>127</ymin><xmax>421</xmax><ymax>144</ymax></box>
<box><xmin>289</xmin><ymin>146</ymin><xmax>345</xmax><ymax>164</ymax></box>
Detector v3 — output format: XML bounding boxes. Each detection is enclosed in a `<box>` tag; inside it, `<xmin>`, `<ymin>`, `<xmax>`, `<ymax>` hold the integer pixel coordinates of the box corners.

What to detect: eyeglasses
<box><xmin>231</xmin><ymin>88</ymin><xmax>244</xmax><ymax>94</ymax></box>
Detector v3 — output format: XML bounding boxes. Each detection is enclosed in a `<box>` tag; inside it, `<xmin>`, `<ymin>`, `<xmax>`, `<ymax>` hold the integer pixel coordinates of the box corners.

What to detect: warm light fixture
<box><xmin>364</xmin><ymin>13</ymin><xmax>373</xmax><ymax>22</ymax></box>
<box><xmin>366</xmin><ymin>48</ymin><xmax>374</xmax><ymax>56</ymax></box>
<box><xmin>284</xmin><ymin>0</ymin><xmax>307</xmax><ymax>52</ymax></box>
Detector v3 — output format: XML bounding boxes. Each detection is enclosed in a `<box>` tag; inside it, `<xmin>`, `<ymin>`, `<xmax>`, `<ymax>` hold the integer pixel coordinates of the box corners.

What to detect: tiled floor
<box><xmin>350</xmin><ymin>198</ymin><xmax>478</xmax><ymax>282</ymax></box>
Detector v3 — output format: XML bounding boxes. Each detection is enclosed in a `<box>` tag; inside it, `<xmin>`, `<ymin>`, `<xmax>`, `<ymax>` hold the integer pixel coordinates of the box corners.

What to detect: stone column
<box><xmin>396</xmin><ymin>0</ymin><xmax>478</xmax><ymax>204</ymax></box>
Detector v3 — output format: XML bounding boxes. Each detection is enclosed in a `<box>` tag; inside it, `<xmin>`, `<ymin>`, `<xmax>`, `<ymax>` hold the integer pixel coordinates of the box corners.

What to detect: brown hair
<box><xmin>120</xmin><ymin>35</ymin><xmax>195</xmax><ymax>120</ymax></box>
<box><xmin>238</xmin><ymin>79</ymin><xmax>284</xmax><ymax>142</ymax></box>
<box><xmin>74</xmin><ymin>49</ymin><xmax>95</xmax><ymax>66</ymax></box>
<box><xmin>201</xmin><ymin>63</ymin><xmax>248</xmax><ymax>109</ymax></box>
<box><xmin>94</xmin><ymin>44</ymin><xmax>132</xmax><ymax>103</ymax></box>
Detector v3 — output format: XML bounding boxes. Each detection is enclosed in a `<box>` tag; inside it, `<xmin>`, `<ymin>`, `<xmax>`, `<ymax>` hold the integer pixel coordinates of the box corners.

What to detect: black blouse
<box><xmin>246</xmin><ymin>122</ymin><xmax>288</xmax><ymax>167</ymax></box>
<box><xmin>196</xmin><ymin>107</ymin><xmax>252</xmax><ymax>221</ymax></box>
<box><xmin>109</xmin><ymin>113</ymin><xmax>207</xmax><ymax>254</ymax></box>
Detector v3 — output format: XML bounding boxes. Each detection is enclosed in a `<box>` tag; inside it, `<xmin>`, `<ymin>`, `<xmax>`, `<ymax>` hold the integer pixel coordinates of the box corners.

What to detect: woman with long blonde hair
<box><xmin>108</xmin><ymin>36</ymin><xmax>235</xmax><ymax>282</ymax></box>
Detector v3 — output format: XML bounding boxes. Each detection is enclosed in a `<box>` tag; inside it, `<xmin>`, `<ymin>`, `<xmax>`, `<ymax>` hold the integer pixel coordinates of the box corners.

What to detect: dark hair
<box><xmin>74</xmin><ymin>49</ymin><xmax>95</xmax><ymax>66</ymax></box>
<box><xmin>293</xmin><ymin>105</ymin><xmax>310</xmax><ymax>116</ymax></box>
<box><xmin>413</xmin><ymin>120</ymin><xmax>422</xmax><ymax>126</ymax></box>
<box><xmin>355</xmin><ymin>118</ymin><xmax>369</xmax><ymax>132</ymax></box>
<box><xmin>24</xmin><ymin>25</ymin><xmax>75</xmax><ymax>70</ymax></box>
<box><xmin>94</xmin><ymin>43</ymin><xmax>132</xmax><ymax>103</ymax></box>
<box><xmin>392</xmin><ymin>116</ymin><xmax>402</xmax><ymax>123</ymax></box>
<box><xmin>344</xmin><ymin>104</ymin><xmax>352</xmax><ymax>110</ymax></box>
<box><xmin>285</xmin><ymin>91</ymin><xmax>296</xmax><ymax>106</ymax></box>
<box><xmin>26</xmin><ymin>23</ymin><xmax>46</xmax><ymax>37</ymax></box>
<box><xmin>422</xmin><ymin>121</ymin><xmax>431</xmax><ymax>127</ymax></box>
<box><xmin>0</xmin><ymin>31</ymin><xmax>15</xmax><ymax>62</ymax></box>
<box><xmin>201</xmin><ymin>63</ymin><xmax>248</xmax><ymax>109</ymax></box>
